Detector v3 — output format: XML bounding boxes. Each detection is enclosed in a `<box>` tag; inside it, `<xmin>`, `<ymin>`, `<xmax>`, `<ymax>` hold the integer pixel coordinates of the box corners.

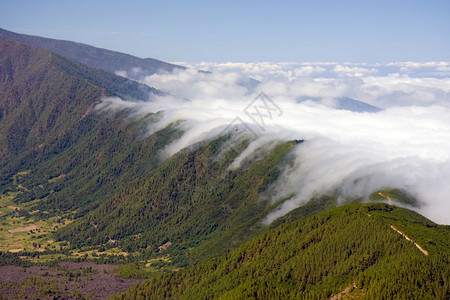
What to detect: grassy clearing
<box><xmin>0</xmin><ymin>189</ymin><xmax>142</xmax><ymax>263</ymax></box>
<box><xmin>112</xmin><ymin>256</ymin><xmax>179</xmax><ymax>279</ymax></box>
<box><xmin>70</xmin><ymin>247</ymin><xmax>129</xmax><ymax>259</ymax></box>
<box><xmin>0</xmin><ymin>171</ymin><xmax>75</xmax><ymax>255</ymax></box>
<box><xmin>0</xmin><ymin>192</ymin><xmax>71</xmax><ymax>253</ymax></box>
<box><xmin>1</xmin><ymin>173</ymin><xmax>139</xmax><ymax>264</ymax></box>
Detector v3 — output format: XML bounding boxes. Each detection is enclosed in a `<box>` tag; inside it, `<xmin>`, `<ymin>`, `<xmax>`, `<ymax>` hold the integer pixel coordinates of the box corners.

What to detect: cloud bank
<box><xmin>100</xmin><ymin>62</ymin><xmax>450</xmax><ymax>224</ymax></box>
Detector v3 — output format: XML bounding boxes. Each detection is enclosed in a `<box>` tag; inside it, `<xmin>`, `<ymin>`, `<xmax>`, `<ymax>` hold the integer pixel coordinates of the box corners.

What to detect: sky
<box><xmin>1</xmin><ymin>0</ymin><xmax>449</xmax><ymax>62</ymax></box>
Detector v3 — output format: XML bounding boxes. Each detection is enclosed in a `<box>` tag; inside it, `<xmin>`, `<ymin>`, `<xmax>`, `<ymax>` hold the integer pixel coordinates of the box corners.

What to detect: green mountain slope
<box><xmin>0</xmin><ymin>37</ymin><xmax>428</xmax><ymax>268</ymax></box>
<box><xmin>0</xmin><ymin>37</ymin><xmax>168</xmax><ymax>218</ymax></box>
<box><xmin>1</xmin><ymin>35</ymin><xmax>447</xmax><ymax>300</ymax></box>
<box><xmin>56</xmin><ymin>139</ymin><xmax>300</xmax><ymax>264</ymax></box>
<box><xmin>0</xmin><ymin>38</ymin><xmax>305</xmax><ymax>264</ymax></box>
<box><xmin>0</xmin><ymin>37</ymin><xmax>156</xmax><ymax>162</ymax></box>
<box><xmin>115</xmin><ymin>203</ymin><xmax>450</xmax><ymax>299</ymax></box>
<box><xmin>0</xmin><ymin>28</ymin><xmax>184</xmax><ymax>80</ymax></box>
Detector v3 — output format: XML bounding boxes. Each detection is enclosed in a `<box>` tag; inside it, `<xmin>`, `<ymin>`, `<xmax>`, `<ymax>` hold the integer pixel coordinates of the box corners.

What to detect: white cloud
<box><xmin>100</xmin><ymin>61</ymin><xmax>450</xmax><ymax>224</ymax></box>
<box><xmin>333</xmin><ymin>64</ymin><xmax>378</xmax><ymax>77</ymax></box>
<box><xmin>262</xmin><ymin>105</ymin><xmax>450</xmax><ymax>224</ymax></box>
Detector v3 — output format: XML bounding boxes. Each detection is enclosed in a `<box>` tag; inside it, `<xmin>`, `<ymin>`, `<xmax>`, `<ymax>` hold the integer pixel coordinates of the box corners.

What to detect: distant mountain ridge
<box><xmin>0</xmin><ymin>28</ymin><xmax>184</xmax><ymax>80</ymax></box>
<box><xmin>297</xmin><ymin>96</ymin><xmax>382</xmax><ymax>113</ymax></box>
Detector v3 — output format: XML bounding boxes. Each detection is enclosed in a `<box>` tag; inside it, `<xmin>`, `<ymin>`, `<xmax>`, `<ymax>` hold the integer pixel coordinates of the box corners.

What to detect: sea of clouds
<box><xmin>103</xmin><ymin>61</ymin><xmax>450</xmax><ymax>224</ymax></box>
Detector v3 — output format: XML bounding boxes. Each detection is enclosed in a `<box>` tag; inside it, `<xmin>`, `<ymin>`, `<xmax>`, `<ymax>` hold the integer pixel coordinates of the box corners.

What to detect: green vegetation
<box><xmin>111</xmin><ymin>261</ymin><xmax>175</xmax><ymax>279</ymax></box>
<box><xmin>369</xmin><ymin>188</ymin><xmax>419</xmax><ymax>207</ymax></box>
<box><xmin>1</xmin><ymin>37</ymin><xmax>309</xmax><ymax>269</ymax></box>
<box><xmin>0</xmin><ymin>37</ymin><xmax>160</xmax><ymax>218</ymax></box>
<box><xmin>115</xmin><ymin>203</ymin><xmax>450</xmax><ymax>299</ymax></box>
<box><xmin>0</xmin><ymin>191</ymin><xmax>71</xmax><ymax>253</ymax></box>
<box><xmin>0</xmin><ymin>37</ymin><xmax>175</xmax><ymax>263</ymax></box>
<box><xmin>1</xmin><ymin>36</ymin><xmax>449</xmax><ymax>300</ymax></box>
<box><xmin>367</xmin><ymin>203</ymin><xmax>449</xmax><ymax>253</ymax></box>
<box><xmin>56</xmin><ymin>139</ymin><xmax>298</xmax><ymax>265</ymax></box>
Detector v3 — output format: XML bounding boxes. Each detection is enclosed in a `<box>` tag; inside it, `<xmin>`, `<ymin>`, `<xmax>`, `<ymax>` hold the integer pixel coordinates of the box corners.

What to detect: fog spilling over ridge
<box><xmin>103</xmin><ymin>62</ymin><xmax>450</xmax><ymax>224</ymax></box>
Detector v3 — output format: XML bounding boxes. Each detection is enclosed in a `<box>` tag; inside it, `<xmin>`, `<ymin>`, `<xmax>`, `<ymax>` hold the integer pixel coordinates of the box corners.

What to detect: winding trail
<box><xmin>390</xmin><ymin>225</ymin><xmax>428</xmax><ymax>256</ymax></box>
<box><xmin>378</xmin><ymin>192</ymin><xmax>393</xmax><ymax>205</ymax></box>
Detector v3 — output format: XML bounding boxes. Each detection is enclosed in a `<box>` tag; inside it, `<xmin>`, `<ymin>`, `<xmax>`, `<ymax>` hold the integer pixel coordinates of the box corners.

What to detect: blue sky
<box><xmin>1</xmin><ymin>0</ymin><xmax>449</xmax><ymax>62</ymax></box>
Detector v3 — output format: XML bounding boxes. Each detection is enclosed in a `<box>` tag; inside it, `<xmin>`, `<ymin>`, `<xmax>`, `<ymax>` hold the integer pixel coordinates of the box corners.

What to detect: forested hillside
<box><xmin>1</xmin><ymin>33</ymin><xmax>448</xmax><ymax>300</ymax></box>
<box><xmin>116</xmin><ymin>203</ymin><xmax>450</xmax><ymax>299</ymax></box>
<box><xmin>0</xmin><ymin>38</ymin><xmax>308</xmax><ymax>265</ymax></box>
<box><xmin>0</xmin><ymin>38</ymin><xmax>165</xmax><ymax>216</ymax></box>
<box><xmin>0</xmin><ymin>37</ymin><xmax>155</xmax><ymax>164</ymax></box>
<box><xmin>56</xmin><ymin>140</ymin><xmax>303</xmax><ymax>264</ymax></box>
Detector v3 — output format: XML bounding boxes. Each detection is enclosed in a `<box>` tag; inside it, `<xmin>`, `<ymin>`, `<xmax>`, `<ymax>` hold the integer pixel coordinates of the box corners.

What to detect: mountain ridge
<box><xmin>0</xmin><ymin>37</ymin><xmax>157</xmax><ymax>164</ymax></box>
<box><xmin>0</xmin><ymin>27</ymin><xmax>185</xmax><ymax>80</ymax></box>
<box><xmin>115</xmin><ymin>203</ymin><xmax>449</xmax><ymax>299</ymax></box>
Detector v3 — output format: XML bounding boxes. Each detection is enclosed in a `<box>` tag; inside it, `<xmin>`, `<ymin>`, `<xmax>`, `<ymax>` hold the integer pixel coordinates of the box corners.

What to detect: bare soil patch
<box><xmin>329</xmin><ymin>282</ymin><xmax>357</xmax><ymax>300</ymax></box>
<box><xmin>8</xmin><ymin>224</ymin><xmax>40</xmax><ymax>233</ymax></box>
<box><xmin>0</xmin><ymin>262</ymin><xmax>144</xmax><ymax>299</ymax></box>
<box><xmin>8</xmin><ymin>248</ymin><xmax>24</xmax><ymax>253</ymax></box>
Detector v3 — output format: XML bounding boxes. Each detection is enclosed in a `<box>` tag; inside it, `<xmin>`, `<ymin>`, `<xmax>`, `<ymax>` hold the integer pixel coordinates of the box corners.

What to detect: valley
<box><xmin>0</xmin><ymin>27</ymin><xmax>448</xmax><ymax>299</ymax></box>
